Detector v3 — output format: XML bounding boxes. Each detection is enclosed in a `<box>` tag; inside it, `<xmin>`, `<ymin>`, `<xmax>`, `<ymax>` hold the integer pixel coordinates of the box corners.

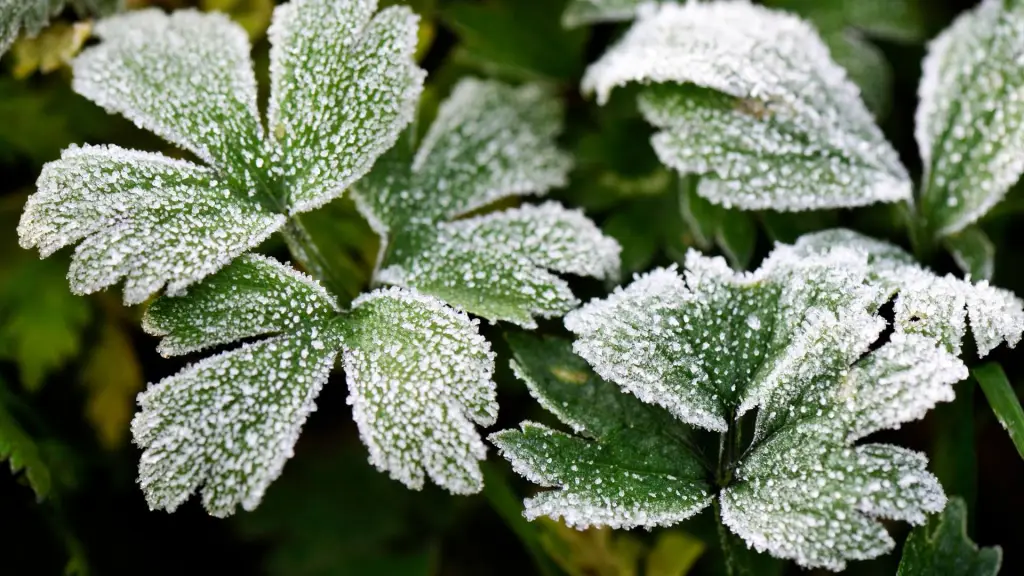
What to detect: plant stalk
<box><xmin>281</xmin><ymin>215</ymin><xmax>350</xmax><ymax>300</ymax></box>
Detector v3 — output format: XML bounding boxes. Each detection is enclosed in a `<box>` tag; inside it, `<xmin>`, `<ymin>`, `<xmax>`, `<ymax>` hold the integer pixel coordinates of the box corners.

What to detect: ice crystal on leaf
<box><xmin>0</xmin><ymin>0</ymin><xmax>119</xmax><ymax>57</ymax></box>
<box><xmin>492</xmin><ymin>232</ymin><xmax>1024</xmax><ymax>570</ymax></box>
<box><xmin>580</xmin><ymin>0</ymin><xmax>912</xmax><ymax>212</ymax></box>
<box><xmin>916</xmin><ymin>0</ymin><xmax>1024</xmax><ymax>237</ymax></box>
<box><xmin>18</xmin><ymin>0</ymin><xmax>424</xmax><ymax>304</ymax></box>
<box><xmin>135</xmin><ymin>255</ymin><xmax>497</xmax><ymax>516</ymax></box>
<box><xmin>353</xmin><ymin>79</ymin><xmax>621</xmax><ymax>328</ymax></box>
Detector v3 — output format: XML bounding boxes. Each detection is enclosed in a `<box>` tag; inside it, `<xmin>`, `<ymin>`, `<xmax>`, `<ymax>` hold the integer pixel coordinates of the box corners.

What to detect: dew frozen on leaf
<box><xmin>581</xmin><ymin>0</ymin><xmax>912</xmax><ymax>212</ymax></box>
<box><xmin>341</xmin><ymin>287</ymin><xmax>497</xmax><ymax>494</ymax></box>
<box><xmin>916</xmin><ymin>0</ymin><xmax>1024</xmax><ymax>236</ymax></box>
<box><xmin>353</xmin><ymin>79</ymin><xmax>620</xmax><ymax>326</ymax></box>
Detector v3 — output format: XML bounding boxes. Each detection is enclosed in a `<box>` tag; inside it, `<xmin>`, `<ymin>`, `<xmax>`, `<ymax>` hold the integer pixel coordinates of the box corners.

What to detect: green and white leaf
<box><xmin>581</xmin><ymin>0</ymin><xmax>911</xmax><ymax>212</ymax></box>
<box><xmin>378</xmin><ymin>202</ymin><xmax>621</xmax><ymax>327</ymax></box>
<box><xmin>354</xmin><ymin>79</ymin><xmax>619</xmax><ymax>326</ymax></box>
<box><xmin>897</xmin><ymin>497</ymin><xmax>1002</xmax><ymax>576</ymax></box>
<box><xmin>342</xmin><ymin>287</ymin><xmax>497</xmax><ymax>494</ymax></box>
<box><xmin>561</xmin><ymin>0</ymin><xmax>651</xmax><ymax>28</ymax></box>
<box><xmin>490</xmin><ymin>333</ymin><xmax>711</xmax><ymax>529</ymax></box>
<box><xmin>19</xmin><ymin>146</ymin><xmax>284</xmax><ymax>305</ymax></box>
<box><xmin>20</xmin><ymin>0</ymin><xmax>424</xmax><ymax>305</ymax></box>
<box><xmin>789</xmin><ymin>229</ymin><xmax>1024</xmax><ymax>357</ymax></box>
<box><xmin>521</xmin><ymin>239</ymin><xmax>970</xmax><ymax>569</ymax></box>
<box><xmin>134</xmin><ymin>255</ymin><xmax>342</xmax><ymax>516</ymax></box>
<box><xmin>916</xmin><ymin>0</ymin><xmax>1024</xmax><ymax>236</ymax></box>
<box><xmin>266</xmin><ymin>0</ymin><xmax>425</xmax><ymax>213</ymax></box>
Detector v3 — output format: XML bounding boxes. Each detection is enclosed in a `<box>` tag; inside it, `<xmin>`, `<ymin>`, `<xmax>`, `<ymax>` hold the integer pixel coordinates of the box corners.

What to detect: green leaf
<box><xmin>20</xmin><ymin>0</ymin><xmax>425</xmax><ymax>304</ymax></box>
<box><xmin>490</xmin><ymin>332</ymin><xmax>712</xmax><ymax>529</ymax></box>
<box><xmin>79</xmin><ymin>319</ymin><xmax>144</xmax><ymax>449</ymax></box>
<box><xmin>561</xmin><ymin>0</ymin><xmax>650</xmax><ymax>28</ymax></box>
<box><xmin>9</xmin><ymin>20</ymin><xmax>92</xmax><ymax>78</ymax></box>
<box><xmin>645</xmin><ymin>530</ymin><xmax>705</xmax><ymax>576</ymax></box>
<box><xmin>974</xmin><ymin>362</ymin><xmax>1024</xmax><ymax>461</ymax></box>
<box><xmin>20</xmin><ymin>146</ymin><xmax>285</xmax><ymax>305</ymax></box>
<box><xmin>945</xmin><ymin>226</ymin><xmax>996</xmax><ymax>282</ymax></box>
<box><xmin>678</xmin><ymin>176</ymin><xmax>757</xmax><ymax>270</ymax></box>
<box><xmin>354</xmin><ymin>79</ymin><xmax>620</xmax><ymax>326</ymax></box>
<box><xmin>0</xmin><ymin>378</ymin><xmax>51</xmax><ymax>500</ymax></box>
<box><xmin>916</xmin><ymin>0</ymin><xmax>1024</xmax><ymax>236</ymax></box>
<box><xmin>342</xmin><ymin>287</ymin><xmax>497</xmax><ymax>494</ymax></box>
<box><xmin>897</xmin><ymin>497</ymin><xmax>1002</xmax><ymax>576</ymax></box>
<box><xmin>823</xmin><ymin>30</ymin><xmax>893</xmax><ymax>119</ymax></box>
<box><xmin>765</xmin><ymin>0</ymin><xmax>928</xmax><ymax>43</ymax></box>
<box><xmin>583</xmin><ymin>1</ymin><xmax>911</xmax><ymax>212</ymax></box>
<box><xmin>499</xmin><ymin>237</ymin><xmax>981</xmax><ymax>569</ymax></box>
<box><xmin>266</xmin><ymin>0</ymin><xmax>425</xmax><ymax>213</ymax></box>
<box><xmin>200</xmin><ymin>0</ymin><xmax>274</xmax><ymax>40</ymax></box>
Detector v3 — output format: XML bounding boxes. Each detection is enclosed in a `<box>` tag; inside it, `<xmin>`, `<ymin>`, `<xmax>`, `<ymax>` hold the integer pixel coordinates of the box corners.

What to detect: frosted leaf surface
<box><xmin>581</xmin><ymin>1</ymin><xmax>911</xmax><ymax>211</ymax></box>
<box><xmin>545</xmin><ymin>239</ymin><xmax>968</xmax><ymax>568</ymax></box>
<box><xmin>564</xmin><ymin>246</ymin><xmax>880</xmax><ymax>432</ymax></box>
<box><xmin>18</xmin><ymin>145</ymin><xmax>284</xmax><ymax>305</ymax></box>
<box><xmin>490</xmin><ymin>333</ymin><xmax>711</xmax><ymax>530</ymax></box>
<box><xmin>790</xmin><ymin>229</ymin><xmax>1024</xmax><ymax>357</ymax></box>
<box><xmin>378</xmin><ymin>202</ymin><xmax>621</xmax><ymax>328</ymax></box>
<box><xmin>916</xmin><ymin>0</ymin><xmax>1024</xmax><ymax>236</ymax></box>
<box><xmin>267</xmin><ymin>0</ymin><xmax>424</xmax><ymax>213</ymax></box>
<box><xmin>354</xmin><ymin>79</ymin><xmax>572</xmax><ymax>232</ymax></box>
<box><xmin>342</xmin><ymin>287</ymin><xmax>497</xmax><ymax>494</ymax></box>
<box><xmin>143</xmin><ymin>254</ymin><xmax>338</xmax><ymax>357</ymax></box>
<box><xmin>73</xmin><ymin>8</ymin><xmax>266</xmax><ymax>193</ymax></box>
<box><xmin>354</xmin><ymin>79</ymin><xmax>618</xmax><ymax>326</ymax></box>
<box><xmin>132</xmin><ymin>329</ymin><xmax>341</xmax><ymax>517</ymax></box>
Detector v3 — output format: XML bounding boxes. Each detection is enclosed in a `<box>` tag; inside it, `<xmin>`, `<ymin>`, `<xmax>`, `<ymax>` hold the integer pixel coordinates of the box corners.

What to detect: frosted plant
<box><xmin>579</xmin><ymin>0</ymin><xmax>912</xmax><ymax>212</ymax></box>
<box><xmin>580</xmin><ymin>0</ymin><xmax>1024</xmax><ymax>264</ymax></box>
<box><xmin>18</xmin><ymin>0</ymin><xmax>425</xmax><ymax>304</ymax></box>
<box><xmin>493</xmin><ymin>235</ymin><xmax>1024</xmax><ymax>570</ymax></box>
<box><xmin>0</xmin><ymin>0</ymin><xmax>119</xmax><ymax>56</ymax></box>
<box><xmin>353</xmin><ymin>79</ymin><xmax>621</xmax><ymax>328</ymax></box>
<box><xmin>116</xmin><ymin>77</ymin><xmax>618</xmax><ymax>515</ymax></box>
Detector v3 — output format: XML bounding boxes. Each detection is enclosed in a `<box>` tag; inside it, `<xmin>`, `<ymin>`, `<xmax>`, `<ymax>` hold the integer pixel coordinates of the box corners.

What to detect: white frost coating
<box><xmin>581</xmin><ymin>0</ymin><xmax>911</xmax><ymax>212</ymax></box>
<box><xmin>344</xmin><ymin>287</ymin><xmax>497</xmax><ymax>494</ymax></box>
<box><xmin>791</xmin><ymin>229</ymin><xmax>1024</xmax><ymax>357</ymax></box>
<box><xmin>142</xmin><ymin>254</ymin><xmax>339</xmax><ymax>356</ymax></box>
<box><xmin>18</xmin><ymin>145</ymin><xmax>285</xmax><ymax>305</ymax></box>
<box><xmin>915</xmin><ymin>0</ymin><xmax>1024</xmax><ymax>235</ymax></box>
<box><xmin>132</xmin><ymin>331</ymin><xmax>339</xmax><ymax>517</ymax></box>
<box><xmin>555</xmin><ymin>237</ymin><xmax>965</xmax><ymax>568</ymax></box>
<box><xmin>379</xmin><ymin>201</ymin><xmax>622</xmax><ymax>327</ymax></box>
<box><xmin>492</xmin><ymin>423</ymin><xmax>712</xmax><ymax>530</ymax></box>
<box><xmin>19</xmin><ymin>0</ymin><xmax>425</xmax><ymax>305</ymax></box>
<box><xmin>267</xmin><ymin>0</ymin><xmax>425</xmax><ymax>213</ymax></box>
<box><xmin>354</xmin><ymin>79</ymin><xmax>618</xmax><ymax>326</ymax></box>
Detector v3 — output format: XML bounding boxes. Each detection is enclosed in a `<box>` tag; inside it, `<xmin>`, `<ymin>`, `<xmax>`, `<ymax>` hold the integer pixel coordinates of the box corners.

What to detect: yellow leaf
<box><xmin>200</xmin><ymin>0</ymin><xmax>274</xmax><ymax>40</ymax></box>
<box><xmin>645</xmin><ymin>531</ymin><xmax>705</xmax><ymax>576</ymax></box>
<box><xmin>10</xmin><ymin>21</ymin><xmax>92</xmax><ymax>79</ymax></box>
<box><xmin>80</xmin><ymin>321</ymin><xmax>143</xmax><ymax>449</ymax></box>
<box><xmin>537</xmin><ymin>518</ymin><xmax>644</xmax><ymax>576</ymax></box>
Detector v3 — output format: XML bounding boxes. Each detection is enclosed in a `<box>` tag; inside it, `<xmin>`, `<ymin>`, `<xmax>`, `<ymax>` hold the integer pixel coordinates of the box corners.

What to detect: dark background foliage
<box><xmin>2</xmin><ymin>0</ymin><xmax>1021</xmax><ymax>575</ymax></box>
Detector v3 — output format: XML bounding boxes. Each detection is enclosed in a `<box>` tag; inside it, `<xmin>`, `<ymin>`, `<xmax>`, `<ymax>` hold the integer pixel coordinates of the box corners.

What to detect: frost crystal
<box><xmin>581</xmin><ymin>0</ymin><xmax>912</xmax><ymax>211</ymax></box>
<box><xmin>354</xmin><ymin>79</ymin><xmax>621</xmax><ymax>327</ymax></box>
<box><xmin>915</xmin><ymin>0</ymin><xmax>1024</xmax><ymax>236</ymax></box>
<box><xmin>497</xmin><ymin>235</ymin><xmax>985</xmax><ymax>570</ymax></box>
<box><xmin>18</xmin><ymin>0</ymin><xmax>424</xmax><ymax>304</ymax></box>
<box><xmin>136</xmin><ymin>256</ymin><xmax>498</xmax><ymax>515</ymax></box>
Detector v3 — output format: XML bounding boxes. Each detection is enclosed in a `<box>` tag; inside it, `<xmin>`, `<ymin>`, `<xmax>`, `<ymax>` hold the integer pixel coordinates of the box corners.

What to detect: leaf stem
<box><xmin>974</xmin><ymin>363</ymin><xmax>1024</xmax><ymax>461</ymax></box>
<box><xmin>281</xmin><ymin>215</ymin><xmax>351</xmax><ymax>300</ymax></box>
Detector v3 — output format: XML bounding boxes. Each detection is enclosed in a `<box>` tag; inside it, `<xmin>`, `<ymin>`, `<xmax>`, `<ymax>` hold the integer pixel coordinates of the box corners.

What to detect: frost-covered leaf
<box><xmin>789</xmin><ymin>228</ymin><xmax>1024</xmax><ymax>357</ymax></box>
<box><xmin>19</xmin><ymin>145</ymin><xmax>285</xmax><ymax>305</ymax></box>
<box><xmin>897</xmin><ymin>497</ymin><xmax>1002</xmax><ymax>576</ymax></box>
<box><xmin>0</xmin><ymin>0</ymin><xmax>118</xmax><ymax>57</ymax></box>
<box><xmin>354</xmin><ymin>79</ymin><xmax>619</xmax><ymax>326</ymax></box>
<box><xmin>945</xmin><ymin>227</ymin><xmax>995</xmax><ymax>282</ymax></box>
<box><xmin>581</xmin><ymin>1</ymin><xmax>911</xmax><ymax>212</ymax></box>
<box><xmin>341</xmin><ymin>287</ymin><xmax>496</xmax><ymax>494</ymax></box>
<box><xmin>134</xmin><ymin>255</ymin><xmax>343</xmax><ymax>516</ymax></box>
<box><xmin>496</xmin><ymin>239</ymin><xmax>972</xmax><ymax>569</ymax></box>
<box><xmin>823</xmin><ymin>30</ymin><xmax>892</xmax><ymax>119</ymax></box>
<box><xmin>490</xmin><ymin>333</ymin><xmax>711</xmax><ymax>529</ymax></box>
<box><xmin>267</xmin><ymin>0</ymin><xmax>424</xmax><ymax>213</ymax></box>
<box><xmin>916</xmin><ymin>0</ymin><xmax>1024</xmax><ymax>236</ymax></box>
<box><xmin>19</xmin><ymin>0</ymin><xmax>424</xmax><ymax>305</ymax></box>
